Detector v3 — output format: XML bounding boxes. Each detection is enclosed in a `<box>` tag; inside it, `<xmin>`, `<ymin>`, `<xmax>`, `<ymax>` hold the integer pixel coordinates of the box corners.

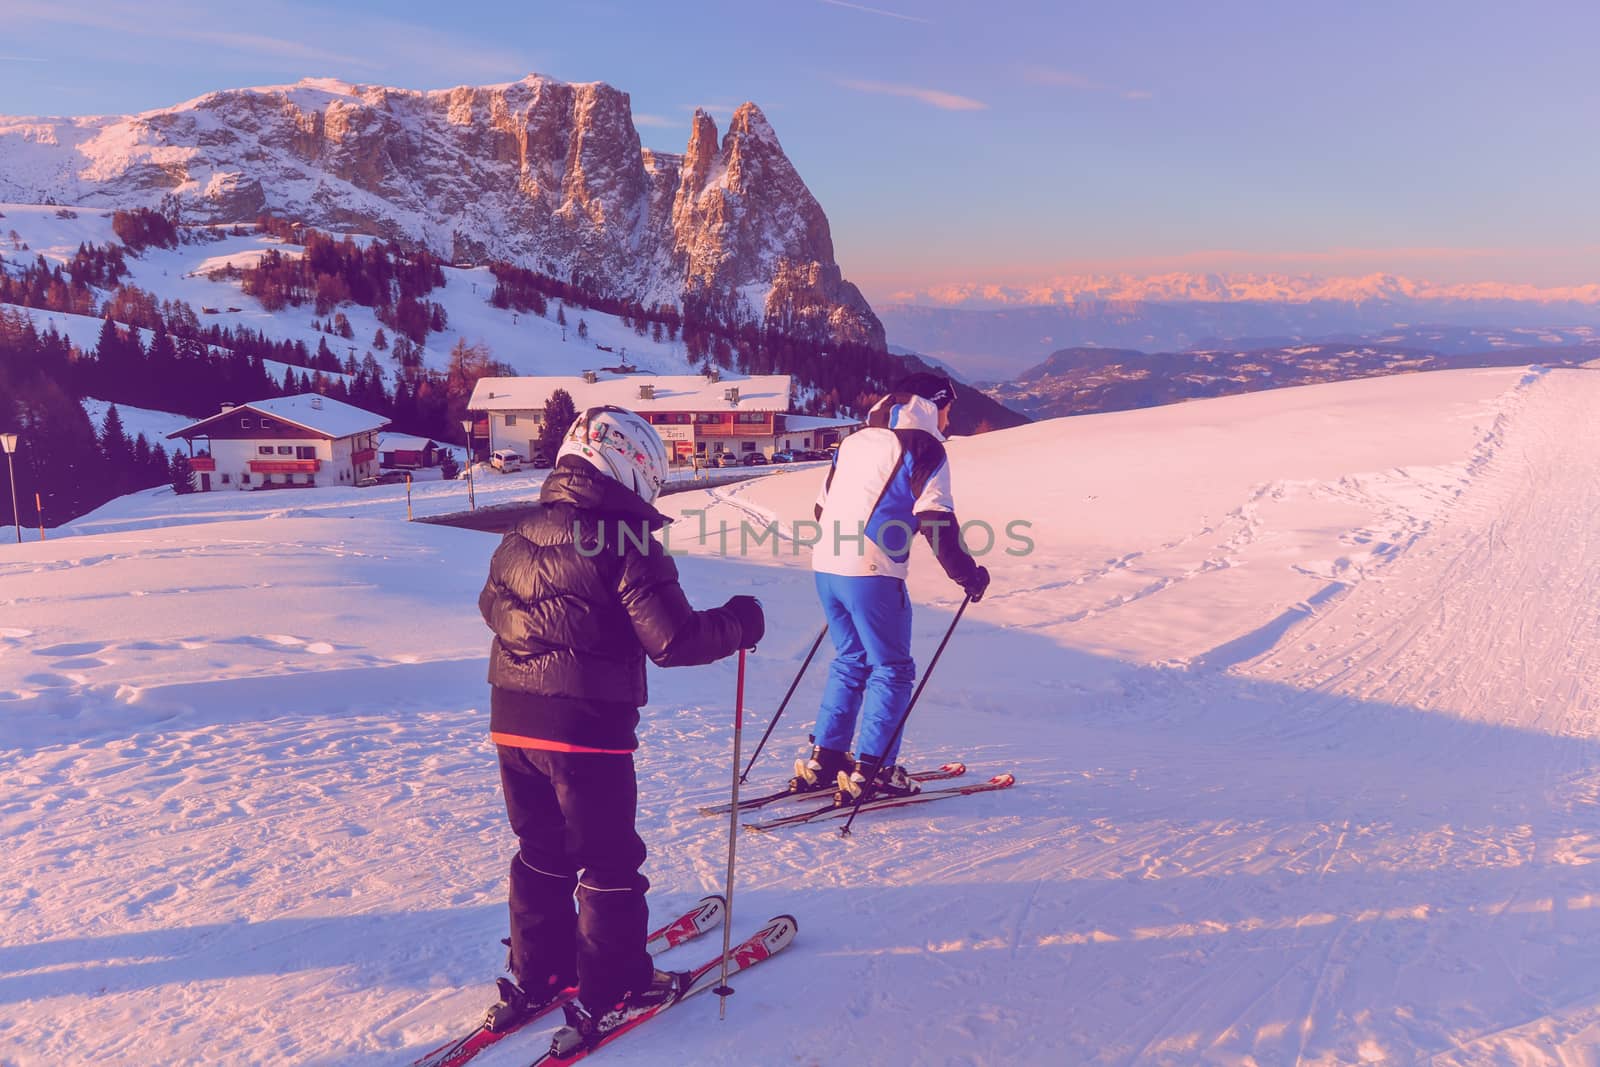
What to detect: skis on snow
<box><xmin>744</xmin><ymin>773</ymin><xmax>1017</xmax><ymax>832</ymax></box>
<box><xmin>527</xmin><ymin>913</ymin><xmax>799</xmax><ymax>1066</ymax></box>
<box><xmin>408</xmin><ymin>894</ymin><xmax>726</xmax><ymax>1067</ymax></box>
<box><xmin>697</xmin><ymin>762</ymin><xmax>967</xmax><ymax>815</ymax></box>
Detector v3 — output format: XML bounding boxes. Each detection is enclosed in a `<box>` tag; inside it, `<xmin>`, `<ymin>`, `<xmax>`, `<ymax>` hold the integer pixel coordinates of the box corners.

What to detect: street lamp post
<box><xmin>0</xmin><ymin>433</ymin><xmax>19</xmax><ymax>544</ymax></box>
<box><xmin>460</xmin><ymin>418</ymin><xmax>476</xmax><ymax>511</ymax></box>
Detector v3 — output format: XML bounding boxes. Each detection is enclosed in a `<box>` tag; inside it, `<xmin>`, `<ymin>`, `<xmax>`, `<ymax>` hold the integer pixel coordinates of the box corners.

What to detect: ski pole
<box><xmin>715</xmin><ymin>648</ymin><xmax>747</xmax><ymax>1018</ymax></box>
<box><xmin>840</xmin><ymin>595</ymin><xmax>971</xmax><ymax>837</ymax></box>
<box><xmin>739</xmin><ymin>623</ymin><xmax>827</xmax><ymax>783</ymax></box>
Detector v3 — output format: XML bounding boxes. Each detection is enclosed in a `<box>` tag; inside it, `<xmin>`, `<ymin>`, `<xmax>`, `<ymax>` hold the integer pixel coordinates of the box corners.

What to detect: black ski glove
<box><xmin>722</xmin><ymin>595</ymin><xmax>765</xmax><ymax>649</ymax></box>
<box><xmin>960</xmin><ymin>566</ymin><xmax>991</xmax><ymax>604</ymax></box>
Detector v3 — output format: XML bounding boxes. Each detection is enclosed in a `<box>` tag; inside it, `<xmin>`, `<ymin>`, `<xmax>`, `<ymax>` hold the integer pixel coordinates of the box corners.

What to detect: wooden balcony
<box><xmin>249</xmin><ymin>459</ymin><xmax>321</xmax><ymax>474</ymax></box>
<box><xmin>188</xmin><ymin>456</ymin><xmax>216</xmax><ymax>472</ymax></box>
<box><xmin>351</xmin><ymin>448</ymin><xmax>376</xmax><ymax>464</ymax></box>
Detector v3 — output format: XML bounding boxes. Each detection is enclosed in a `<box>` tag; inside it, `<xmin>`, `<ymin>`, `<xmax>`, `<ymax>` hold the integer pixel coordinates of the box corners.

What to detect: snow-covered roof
<box><xmin>168</xmin><ymin>395</ymin><xmax>390</xmax><ymax>441</ymax></box>
<box><xmin>378</xmin><ymin>433</ymin><xmax>438</xmax><ymax>452</ymax></box>
<box><xmin>468</xmin><ymin>374</ymin><xmax>793</xmax><ymax>414</ymax></box>
<box><xmin>777</xmin><ymin>413</ymin><xmax>862</xmax><ymax>431</ymax></box>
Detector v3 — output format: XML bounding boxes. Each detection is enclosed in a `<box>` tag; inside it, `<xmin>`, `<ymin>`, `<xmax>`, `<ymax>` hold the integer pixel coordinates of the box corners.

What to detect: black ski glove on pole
<box><xmin>722</xmin><ymin>595</ymin><xmax>765</xmax><ymax>649</ymax></box>
<box><xmin>961</xmin><ymin>566</ymin><xmax>991</xmax><ymax>604</ymax></box>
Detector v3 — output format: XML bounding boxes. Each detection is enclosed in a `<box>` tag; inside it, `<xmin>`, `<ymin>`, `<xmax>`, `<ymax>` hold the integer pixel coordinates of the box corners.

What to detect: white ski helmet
<box><xmin>556</xmin><ymin>405</ymin><xmax>671</xmax><ymax>505</ymax></box>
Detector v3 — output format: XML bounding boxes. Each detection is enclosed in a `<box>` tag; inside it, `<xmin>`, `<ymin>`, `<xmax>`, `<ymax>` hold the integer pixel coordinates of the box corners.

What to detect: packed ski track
<box><xmin>4</xmin><ymin>366</ymin><xmax>1600</xmax><ymax>1065</ymax></box>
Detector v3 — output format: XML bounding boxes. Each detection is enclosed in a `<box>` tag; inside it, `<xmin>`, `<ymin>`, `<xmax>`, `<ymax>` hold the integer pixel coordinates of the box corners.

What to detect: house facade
<box><xmin>167</xmin><ymin>395</ymin><xmax>390</xmax><ymax>492</ymax></box>
<box><xmin>467</xmin><ymin>372</ymin><xmax>861</xmax><ymax>464</ymax></box>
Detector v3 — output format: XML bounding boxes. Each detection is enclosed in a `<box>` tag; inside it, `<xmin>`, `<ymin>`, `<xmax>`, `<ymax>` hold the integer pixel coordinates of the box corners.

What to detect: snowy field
<box><xmin>6</xmin><ymin>365</ymin><xmax>1600</xmax><ymax>1065</ymax></box>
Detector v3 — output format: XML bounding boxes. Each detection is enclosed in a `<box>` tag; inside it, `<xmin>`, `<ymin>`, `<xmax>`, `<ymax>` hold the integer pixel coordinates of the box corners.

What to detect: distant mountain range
<box><xmin>0</xmin><ymin>74</ymin><xmax>882</xmax><ymax>348</ymax></box>
<box><xmin>985</xmin><ymin>328</ymin><xmax>1600</xmax><ymax>420</ymax></box>
<box><xmin>890</xmin><ymin>272</ymin><xmax>1600</xmax><ymax>308</ymax></box>
<box><xmin>879</xmin><ymin>274</ymin><xmax>1600</xmax><ymax>380</ymax></box>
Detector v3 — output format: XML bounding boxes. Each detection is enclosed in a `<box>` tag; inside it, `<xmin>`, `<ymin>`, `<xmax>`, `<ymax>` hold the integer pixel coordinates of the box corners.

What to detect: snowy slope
<box><xmin>1</xmin><ymin>203</ymin><xmax>698</xmax><ymax>379</ymax></box>
<box><xmin>5</xmin><ymin>366</ymin><xmax>1600</xmax><ymax>1065</ymax></box>
<box><xmin>79</xmin><ymin>398</ymin><xmax>195</xmax><ymax>448</ymax></box>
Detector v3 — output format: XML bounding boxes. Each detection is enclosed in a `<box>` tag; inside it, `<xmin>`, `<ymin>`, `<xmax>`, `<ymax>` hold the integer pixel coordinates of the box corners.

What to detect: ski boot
<box><xmin>787</xmin><ymin>745</ymin><xmax>852</xmax><ymax>795</ymax></box>
<box><xmin>483</xmin><ymin>974</ymin><xmax>572</xmax><ymax>1033</ymax></box>
<box><xmin>548</xmin><ymin>969</ymin><xmax>689</xmax><ymax>1055</ymax></box>
<box><xmin>836</xmin><ymin>756</ymin><xmax>921</xmax><ymax>803</ymax></box>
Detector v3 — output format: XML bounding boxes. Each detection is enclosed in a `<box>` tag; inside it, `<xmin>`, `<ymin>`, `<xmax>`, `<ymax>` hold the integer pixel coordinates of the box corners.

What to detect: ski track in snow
<box><xmin>5</xmin><ymin>368</ymin><xmax>1600</xmax><ymax>1064</ymax></box>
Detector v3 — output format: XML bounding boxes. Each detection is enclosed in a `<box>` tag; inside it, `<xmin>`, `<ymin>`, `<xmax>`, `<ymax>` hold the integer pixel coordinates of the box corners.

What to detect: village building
<box><xmin>466</xmin><ymin>372</ymin><xmax>860</xmax><ymax>465</ymax></box>
<box><xmin>167</xmin><ymin>395</ymin><xmax>389</xmax><ymax>492</ymax></box>
<box><xmin>378</xmin><ymin>433</ymin><xmax>443</xmax><ymax>470</ymax></box>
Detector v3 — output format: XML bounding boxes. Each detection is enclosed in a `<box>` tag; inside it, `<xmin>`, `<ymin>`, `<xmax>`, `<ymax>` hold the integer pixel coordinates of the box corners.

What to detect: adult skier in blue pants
<box><xmin>791</xmin><ymin>373</ymin><xmax>991</xmax><ymax>801</ymax></box>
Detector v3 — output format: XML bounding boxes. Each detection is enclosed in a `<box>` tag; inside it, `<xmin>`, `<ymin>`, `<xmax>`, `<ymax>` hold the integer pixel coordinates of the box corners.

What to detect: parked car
<box><xmin>770</xmin><ymin>450</ymin><xmax>797</xmax><ymax>464</ymax></box>
<box><xmin>490</xmin><ymin>449</ymin><xmax>524</xmax><ymax>472</ymax></box>
<box><xmin>742</xmin><ymin>452</ymin><xmax>768</xmax><ymax>466</ymax></box>
<box><xmin>530</xmin><ymin>451</ymin><xmax>553</xmax><ymax>468</ymax></box>
<box><xmin>378</xmin><ymin>470</ymin><xmax>411</xmax><ymax>484</ymax></box>
<box><xmin>712</xmin><ymin>451</ymin><xmax>740</xmax><ymax>468</ymax></box>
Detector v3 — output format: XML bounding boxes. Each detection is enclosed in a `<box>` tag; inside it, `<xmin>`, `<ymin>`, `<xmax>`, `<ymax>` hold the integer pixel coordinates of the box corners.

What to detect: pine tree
<box><xmin>372</xmin><ymin>327</ymin><xmax>388</xmax><ymax>351</ymax></box>
<box><xmin>169</xmin><ymin>451</ymin><xmax>193</xmax><ymax>494</ymax></box>
<box><xmin>99</xmin><ymin>404</ymin><xmax>133</xmax><ymax>494</ymax></box>
<box><xmin>132</xmin><ymin>432</ymin><xmax>151</xmax><ymax>477</ymax></box>
<box><xmin>576</xmin><ymin>318</ymin><xmax>588</xmax><ymax>340</ymax></box>
<box><xmin>149</xmin><ymin>442</ymin><xmax>170</xmax><ymax>487</ymax></box>
<box><xmin>538</xmin><ymin>388</ymin><xmax>578</xmax><ymax>461</ymax></box>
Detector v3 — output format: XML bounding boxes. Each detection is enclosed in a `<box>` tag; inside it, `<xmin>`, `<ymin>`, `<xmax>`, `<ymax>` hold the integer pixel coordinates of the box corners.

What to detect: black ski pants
<box><xmin>497</xmin><ymin>744</ymin><xmax>652</xmax><ymax>1010</ymax></box>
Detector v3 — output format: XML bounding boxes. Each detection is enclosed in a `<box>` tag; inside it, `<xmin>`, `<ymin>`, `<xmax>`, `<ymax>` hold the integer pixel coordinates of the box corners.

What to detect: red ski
<box><xmin>744</xmin><ymin>773</ymin><xmax>1017</xmax><ymax>832</ymax></box>
<box><xmin>698</xmin><ymin>761</ymin><xmax>966</xmax><ymax>815</ymax></box>
<box><xmin>409</xmin><ymin>894</ymin><xmax>725</xmax><ymax>1067</ymax></box>
<box><xmin>527</xmin><ymin>914</ymin><xmax>799</xmax><ymax>1065</ymax></box>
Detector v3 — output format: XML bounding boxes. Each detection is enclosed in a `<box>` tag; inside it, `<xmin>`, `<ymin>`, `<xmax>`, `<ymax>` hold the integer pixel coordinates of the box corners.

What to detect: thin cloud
<box><xmin>1024</xmin><ymin>64</ymin><xmax>1152</xmax><ymax>101</ymax></box>
<box><xmin>837</xmin><ymin>78</ymin><xmax>986</xmax><ymax>112</ymax></box>
<box><xmin>818</xmin><ymin>0</ymin><xmax>930</xmax><ymax>24</ymax></box>
<box><xmin>683</xmin><ymin>103</ymin><xmax>739</xmax><ymax>119</ymax></box>
<box><xmin>1024</xmin><ymin>67</ymin><xmax>1105</xmax><ymax>91</ymax></box>
<box><xmin>633</xmin><ymin>113</ymin><xmax>679</xmax><ymax>129</ymax></box>
<box><xmin>11</xmin><ymin>1</ymin><xmax>364</xmax><ymax>68</ymax></box>
<box><xmin>10</xmin><ymin>0</ymin><xmax>528</xmax><ymax>84</ymax></box>
<box><xmin>0</xmin><ymin>55</ymin><xmax>51</xmax><ymax>63</ymax></box>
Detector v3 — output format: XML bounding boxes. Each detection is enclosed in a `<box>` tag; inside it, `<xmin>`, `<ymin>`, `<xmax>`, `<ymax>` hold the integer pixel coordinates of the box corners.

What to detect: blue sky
<box><xmin>5</xmin><ymin>0</ymin><xmax>1598</xmax><ymax>299</ymax></box>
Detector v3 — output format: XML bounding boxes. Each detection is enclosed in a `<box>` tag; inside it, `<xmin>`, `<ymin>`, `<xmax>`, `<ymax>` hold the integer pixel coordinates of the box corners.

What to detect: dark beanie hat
<box><xmin>894</xmin><ymin>372</ymin><xmax>956</xmax><ymax>410</ymax></box>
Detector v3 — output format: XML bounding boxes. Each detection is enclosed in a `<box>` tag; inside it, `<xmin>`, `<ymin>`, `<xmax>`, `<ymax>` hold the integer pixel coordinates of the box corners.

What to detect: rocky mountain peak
<box><xmin>0</xmin><ymin>74</ymin><xmax>883</xmax><ymax>347</ymax></box>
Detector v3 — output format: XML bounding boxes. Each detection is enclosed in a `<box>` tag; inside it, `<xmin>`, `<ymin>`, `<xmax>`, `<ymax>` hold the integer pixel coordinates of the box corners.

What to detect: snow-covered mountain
<box><xmin>0</xmin><ymin>76</ymin><xmax>883</xmax><ymax>347</ymax></box>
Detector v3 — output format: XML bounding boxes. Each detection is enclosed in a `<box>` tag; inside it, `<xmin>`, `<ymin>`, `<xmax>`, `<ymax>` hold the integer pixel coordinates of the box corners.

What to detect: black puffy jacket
<box><xmin>479</xmin><ymin>459</ymin><xmax>745</xmax><ymax>750</ymax></box>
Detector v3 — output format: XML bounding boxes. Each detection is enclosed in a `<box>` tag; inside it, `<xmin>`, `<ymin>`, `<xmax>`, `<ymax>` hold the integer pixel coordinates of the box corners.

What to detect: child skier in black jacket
<box><xmin>477</xmin><ymin>405</ymin><xmax>763</xmax><ymax>1044</ymax></box>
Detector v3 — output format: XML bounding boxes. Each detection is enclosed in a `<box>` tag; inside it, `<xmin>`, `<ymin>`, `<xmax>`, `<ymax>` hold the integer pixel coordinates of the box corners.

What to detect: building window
<box><xmin>741</xmin><ymin>441</ymin><xmax>756</xmax><ymax>452</ymax></box>
<box><xmin>240</xmin><ymin>474</ymin><xmax>250</xmax><ymax>485</ymax></box>
<box><xmin>221</xmin><ymin>473</ymin><xmax>231</xmax><ymax>484</ymax></box>
<box><xmin>505</xmin><ymin>413</ymin><xmax>518</xmax><ymax>426</ymax></box>
<box><xmin>804</xmin><ymin>437</ymin><xmax>812</xmax><ymax>448</ymax></box>
<box><xmin>239</xmin><ymin>418</ymin><xmax>252</xmax><ymax>428</ymax></box>
<box><xmin>296</xmin><ymin>446</ymin><xmax>316</xmax><ymax>460</ymax></box>
<box><xmin>258</xmin><ymin>446</ymin><xmax>274</xmax><ymax>456</ymax></box>
<box><xmin>736</xmin><ymin>412</ymin><xmax>766</xmax><ymax>424</ymax></box>
<box><xmin>695</xmin><ymin>442</ymin><xmax>706</xmax><ymax>454</ymax></box>
<box><xmin>260</xmin><ymin>418</ymin><xmax>274</xmax><ymax>429</ymax></box>
<box><xmin>277</xmin><ymin>445</ymin><xmax>293</xmax><ymax>455</ymax></box>
<box><xmin>695</xmin><ymin>413</ymin><xmax>724</xmax><ymax>424</ymax></box>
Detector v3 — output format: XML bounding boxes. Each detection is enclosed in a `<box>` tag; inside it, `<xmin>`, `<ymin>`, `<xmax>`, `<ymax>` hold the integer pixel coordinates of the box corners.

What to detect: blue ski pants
<box><xmin>813</xmin><ymin>572</ymin><xmax>915</xmax><ymax>766</ymax></box>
